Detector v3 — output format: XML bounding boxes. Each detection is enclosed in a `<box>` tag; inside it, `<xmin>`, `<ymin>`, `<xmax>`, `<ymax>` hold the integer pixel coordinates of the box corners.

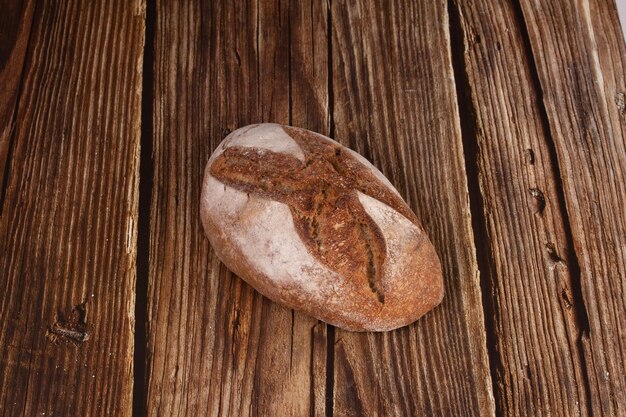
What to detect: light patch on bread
<box><xmin>356</xmin><ymin>191</ymin><xmax>423</xmax><ymax>281</ymax></box>
<box><xmin>201</xmin><ymin>174</ymin><xmax>249</xmax><ymax>224</ymax></box>
<box><xmin>231</xmin><ymin>199</ymin><xmax>333</xmax><ymax>293</ymax></box>
<box><xmin>203</xmin><ymin>171</ymin><xmax>337</xmax><ymax>296</ymax></box>
<box><xmin>223</xmin><ymin>123</ymin><xmax>305</xmax><ymax>162</ymax></box>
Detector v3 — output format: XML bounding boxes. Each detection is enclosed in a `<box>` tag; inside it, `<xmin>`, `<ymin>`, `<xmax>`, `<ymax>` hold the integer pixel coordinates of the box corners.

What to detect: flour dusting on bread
<box><xmin>202</xmin><ymin>175</ymin><xmax>249</xmax><ymax>223</ymax></box>
<box><xmin>232</xmin><ymin>198</ymin><xmax>334</xmax><ymax>294</ymax></box>
<box><xmin>224</xmin><ymin>123</ymin><xmax>305</xmax><ymax>162</ymax></box>
<box><xmin>357</xmin><ymin>191</ymin><xmax>423</xmax><ymax>279</ymax></box>
<box><xmin>203</xmin><ymin>173</ymin><xmax>337</xmax><ymax>296</ymax></box>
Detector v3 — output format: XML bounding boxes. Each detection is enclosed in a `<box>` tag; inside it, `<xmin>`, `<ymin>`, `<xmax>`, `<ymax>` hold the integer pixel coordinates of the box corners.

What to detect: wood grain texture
<box><xmin>145</xmin><ymin>0</ymin><xmax>328</xmax><ymax>415</ymax></box>
<box><xmin>0</xmin><ymin>0</ymin><xmax>144</xmax><ymax>415</ymax></box>
<box><xmin>518</xmin><ymin>0</ymin><xmax>626</xmax><ymax>415</ymax></box>
<box><xmin>451</xmin><ymin>0</ymin><xmax>592</xmax><ymax>415</ymax></box>
<box><xmin>0</xmin><ymin>0</ymin><xmax>35</xmax><ymax>199</ymax></box>
<box><xmin>330</xmin><ymin>1</ymin><xmax>494</xmax><ymax>415</ymax></box>
<box><xmin>2</xmin><ymin>0</ymin><xmax>623</xmax><ymax>415</ymax></box>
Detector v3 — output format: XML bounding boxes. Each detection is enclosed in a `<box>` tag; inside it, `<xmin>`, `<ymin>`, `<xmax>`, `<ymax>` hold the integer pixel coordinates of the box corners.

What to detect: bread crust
<box><xmin>201</xmin><ymin>123</ymin><xmax>443</xmax><ymax>331</ymax></box>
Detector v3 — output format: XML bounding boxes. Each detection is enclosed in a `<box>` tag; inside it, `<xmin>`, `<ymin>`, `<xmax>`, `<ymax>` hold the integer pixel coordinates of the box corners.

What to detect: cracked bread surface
<box><xmin>201</xmin><ymin>123</ymin><xmax>443</xmax><ymax>331</ymax></box>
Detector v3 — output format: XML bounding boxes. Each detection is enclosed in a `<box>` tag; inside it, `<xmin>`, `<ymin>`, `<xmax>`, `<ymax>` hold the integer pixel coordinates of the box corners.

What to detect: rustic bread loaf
<box><xmin>201</xmin><ymin>123</ymin><xmax>443</xmax><ymax>331</ymax></box>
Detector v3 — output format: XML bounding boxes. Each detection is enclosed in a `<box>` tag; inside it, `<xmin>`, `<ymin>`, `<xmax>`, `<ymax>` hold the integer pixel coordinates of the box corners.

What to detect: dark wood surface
<box><xmin>451</xmin><ymin>0</ymin><xmax>592</xmax><ymax>415</ymax></box>
<box><xmin>519</xmin><ymin>1</ymin><xmax>626</xmax><ymax>414</ymax></box>
<box><xmin>1</xmin><ymin>0</ymin><xmax>625</xmax><ymax>416</ymax></box>
<box><xmin>330</xmin><ymin>1</ymin><xmax>493</xmax><ymax>415</ymax></box>
<box><xmin>0</xmin><ymin>1</ymin><xmax>35</xmax><ymax>192</ymax></box>
<box><xmin>0</xmin><ymin>0</ymin><xmax>144</xmax><ymax>415</ymax></box>
<box><xmin>145</xmin><ymin>1</ymin><xmax>327</xmax><ymax>415</ymax></box>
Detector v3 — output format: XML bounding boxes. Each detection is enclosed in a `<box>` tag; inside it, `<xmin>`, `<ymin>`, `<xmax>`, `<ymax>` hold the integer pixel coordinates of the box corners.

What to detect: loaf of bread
<box><xmin>201</xmin><ymin>123</ymin><xmax>443</xmax><ymax>331</ymax></box>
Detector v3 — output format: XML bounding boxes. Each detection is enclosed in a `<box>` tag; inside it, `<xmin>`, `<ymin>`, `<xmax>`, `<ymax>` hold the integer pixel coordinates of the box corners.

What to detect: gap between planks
<box><xmin>447</xmin><ymin>4</ymin><xmax>502</xmax><ymax>415</ymax></box>
<box><xmin>325</xmin><ymin>0</ymin><xmax>336</xmax><ymax>416</ymax></box>
<box><xmin>133</xmin><ymin>0</ymin><xmax>156</xmax><ymax>415</ymax></box>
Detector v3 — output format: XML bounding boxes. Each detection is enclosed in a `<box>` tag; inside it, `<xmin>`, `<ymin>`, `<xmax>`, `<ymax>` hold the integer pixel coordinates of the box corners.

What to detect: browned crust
<box><xmin>210</xmin><ymin>127</ymin><xmax>421</xmax><ymax>304</ymax></box>
<box><xmin>202</xmin><ymin>124</ymin><xmax>444</xmax><ymax>331</ymax></box>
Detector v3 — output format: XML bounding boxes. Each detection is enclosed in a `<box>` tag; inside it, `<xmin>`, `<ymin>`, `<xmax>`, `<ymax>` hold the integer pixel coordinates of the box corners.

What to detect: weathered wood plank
<box><xmin>518</xmin><ymin>0</ymin><xmax>626</xmax><ymax>415</ymax></box>
<box><xmin>146</xmin><ymin>0</ymin><xmax>328</xmax><ymax>415</ymax></box>
<box><xmin>0</xmin><ymin>0</ymin><xmax>35</xmax><ymax>198</ymax></box>
<box><xmin>330</xmin><ymin>1</ymin><xmax>494</xmax><ymax>415</ymax></box>
<box><xmin>450</xmin><ymin>0</ymin><xmax>592</xmax><ymax>415</ymax></box>
<box><xmin>0</xmin><ymin>0</ymin><xmax>145</xmax><ymax>415</ymax></box>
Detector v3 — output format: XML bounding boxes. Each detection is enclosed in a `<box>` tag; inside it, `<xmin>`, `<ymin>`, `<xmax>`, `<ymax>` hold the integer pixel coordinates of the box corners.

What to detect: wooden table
<box><xmin>2</xmin><ymin>0</ymin><xmax>625</xmax><ymax>416</ymax></box>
